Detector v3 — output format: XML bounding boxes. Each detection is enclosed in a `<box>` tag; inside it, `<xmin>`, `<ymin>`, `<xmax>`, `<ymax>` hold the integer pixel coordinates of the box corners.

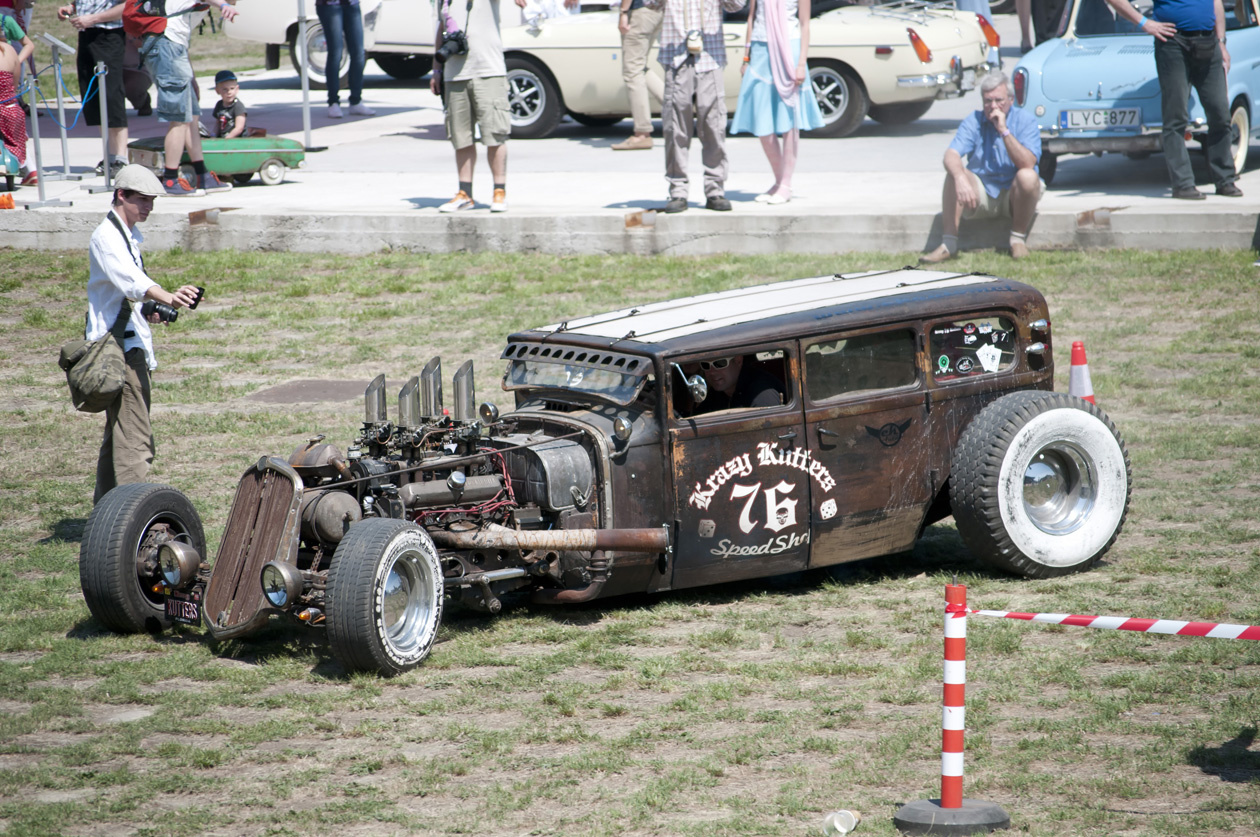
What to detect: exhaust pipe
<box><xmin>420</xmin><ymin>356</ymin><xmax>442</xmax><ymax>418</ymax></box>
<box><xmin>453</xmin><ymin>360</ymin><xmax>475</xmax><ymax>422</ymax></box>
<box><xmin>364</xmin><ymin>373</ymin><xmax>387</xmax><ymax>423</ymax></box>
<box><xmin>532</xmin><ymin>551</ymin><xmax>611</xmax><ymax>604</ymax></box>
<box><xmin>428</xmin><ymin>523</ymin><xmax>668</xmax><ymax>553</ymax></box>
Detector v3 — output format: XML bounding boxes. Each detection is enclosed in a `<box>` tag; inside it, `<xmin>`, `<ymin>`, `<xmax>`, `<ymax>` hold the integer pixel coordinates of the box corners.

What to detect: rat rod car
<box><xmin>80</xmin><ymin>269</ymin><xmax>1132</xmax><ymax>676</ymax></box>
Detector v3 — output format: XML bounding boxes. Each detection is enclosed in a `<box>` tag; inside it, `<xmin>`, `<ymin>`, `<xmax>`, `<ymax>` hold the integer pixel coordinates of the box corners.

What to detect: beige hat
<box><xmin>112</xmin><ymin>164</ymin><xmax>165</xmax><ymax>197</ymax></box>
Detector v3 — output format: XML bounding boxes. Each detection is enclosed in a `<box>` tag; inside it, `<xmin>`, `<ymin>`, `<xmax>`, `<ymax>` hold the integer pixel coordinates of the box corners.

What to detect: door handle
<box><xmin>818</xmin><ymin>427</ymin><xmax>840</xmax><ymax>438</ymax></box>
<box><xmin>777</xmin><ymin>430</ymin><xmax>797</xmax><ymax>441</ymax></box>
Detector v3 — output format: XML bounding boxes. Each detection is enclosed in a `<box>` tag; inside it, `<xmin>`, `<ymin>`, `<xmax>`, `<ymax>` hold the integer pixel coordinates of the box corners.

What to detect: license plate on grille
<box><xmin>165</xmin><ymin>590</ymin><xmax>201</xmax><ymax>626</ymax></box>
<box><xmin>1059</xmin><ymin>108</ymin><xmax>1141</xmax><ymax>129</ymax></box>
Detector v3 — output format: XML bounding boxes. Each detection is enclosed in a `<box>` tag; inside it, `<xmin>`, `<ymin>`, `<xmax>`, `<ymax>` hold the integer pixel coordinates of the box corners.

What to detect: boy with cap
<box><xmin>87</xmin><ymin>164</ymin><xmax>201</xmax><ymax>503</ymax></box>
<box><xmin>212</xmin><ymin>69</ymin><xmax>247</xmax><ymax>138</ymax></box>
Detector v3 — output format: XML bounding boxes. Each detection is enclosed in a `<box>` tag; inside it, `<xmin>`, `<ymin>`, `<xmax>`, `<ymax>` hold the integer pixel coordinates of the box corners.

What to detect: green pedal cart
<box><xmin>127</xmin><ymin>134</ymin><xmax>306</xmax><ymax>186</ymax></box>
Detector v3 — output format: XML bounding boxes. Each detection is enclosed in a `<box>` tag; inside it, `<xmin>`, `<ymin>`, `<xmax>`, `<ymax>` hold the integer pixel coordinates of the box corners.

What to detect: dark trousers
<box><xmin>1155</xmin><ymin>33</ymin><xmax>1236</xmax><ymax>190</ymax></box>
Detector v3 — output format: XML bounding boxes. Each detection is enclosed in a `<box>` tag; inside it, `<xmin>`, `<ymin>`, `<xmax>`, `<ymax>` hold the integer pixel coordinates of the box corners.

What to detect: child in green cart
<box><xmin>212</xmin><ymin>69</ymin><xmax>247</xmax><ymax>139</ymax></box>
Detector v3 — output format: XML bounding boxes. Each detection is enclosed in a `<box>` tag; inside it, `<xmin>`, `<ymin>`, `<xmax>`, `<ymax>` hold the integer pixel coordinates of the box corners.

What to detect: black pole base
<box><xmin>894</xmin><ymin>799</ymin><xmax>1010</xmax><ymax>835</ymax></box>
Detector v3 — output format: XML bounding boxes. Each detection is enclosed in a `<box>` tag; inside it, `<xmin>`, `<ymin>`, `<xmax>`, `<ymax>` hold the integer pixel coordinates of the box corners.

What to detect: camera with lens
<box><xmin>141</xmin><ymin>300</ymin><xmax>179</xmax><ymax>324</ymax></box>
<box><xmin>434</xmin><ymin>29</ymin><xmax>468</xmax><ymax>64</ymax></box>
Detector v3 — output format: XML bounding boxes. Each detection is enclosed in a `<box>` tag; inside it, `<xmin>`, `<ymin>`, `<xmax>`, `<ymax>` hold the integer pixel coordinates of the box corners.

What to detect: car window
<box><xmin>675</xmin><ymin>349</ymin><xmax>790</xmax><ymax>417</ymax></box>
<box><xmin>930</xmin><ymin>316</ymin><xmax>1017</xmax><ymax>382</ymax></box>
<box><xmin>1074</xmin><ymin>0</ymin><xmax>1149</xmax><ymax>36</ymax></box>
<box><xmin>804</xmin><ymin>329</ymin><xmax>917</xmax><ymax>402</ymax></box>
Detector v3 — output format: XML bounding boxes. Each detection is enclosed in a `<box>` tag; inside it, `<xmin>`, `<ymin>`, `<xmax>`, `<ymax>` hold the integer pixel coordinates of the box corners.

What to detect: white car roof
<box><xmin>538</xmin><ymin>269</ymin><xmax>991</xmax><ymax>344</ymax></box>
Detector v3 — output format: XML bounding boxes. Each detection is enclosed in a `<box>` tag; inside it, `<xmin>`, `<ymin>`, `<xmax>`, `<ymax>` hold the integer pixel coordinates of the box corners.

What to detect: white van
<box><xmin>223</xmin><ymin>0</ymin><xmax>436</xmax><ymax>86</ymax></box>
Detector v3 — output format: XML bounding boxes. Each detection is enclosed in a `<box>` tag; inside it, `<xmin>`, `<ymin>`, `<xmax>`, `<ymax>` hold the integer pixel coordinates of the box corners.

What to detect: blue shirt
<box><xmin>948</xmin><ymin>105</ymin><xmax>1041</xmax><ymax>198</ymax></box>
<box><xmin>1152</xmin><ymin>0</ymin><xmax>1216</xmax><ymax>32</ymax></box>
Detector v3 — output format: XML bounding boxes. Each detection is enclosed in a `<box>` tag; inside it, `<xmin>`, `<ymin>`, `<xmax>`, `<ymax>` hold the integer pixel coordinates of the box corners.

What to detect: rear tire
<box><xmin>949</xmin><ymin>391</ymin><xmax>1131</xmax><ymax>578</ymax></box>
<box><xmin>569</xmin><ymin>113</ymin><xmax>624</xmax><ymax>128</ymax></box>
<box><xmin>506</xmin><ymin>55</ymin><xmax>562</xmax><ymax>139</ymax></box>
<box><xmin>232</xmin><ymin>173</ymin><xmax>254</xmax><ymax>186</ymax></box>
<box><xmin>1230</xmin><ymin>99</ymin><xmax>1250</xmax><ymax>174</ymax></box>
<box><xmin>289</xmin><ymin>22</ymin><xmax>343</xmax><ymax>90</ymax></box>
<box><xmin>80</xmin><ymin>483</ymin><xmax>206</xmax><ymax>633</ymax></box>
<box><xmin>326</xmin><ymin>518</ymin><xmax>444</xmax><ymax>676</ymax></box>
<box><xmin>804</xmin><ymin>61</ymin><xmax>867</xmax><ymax>138</ymax></box>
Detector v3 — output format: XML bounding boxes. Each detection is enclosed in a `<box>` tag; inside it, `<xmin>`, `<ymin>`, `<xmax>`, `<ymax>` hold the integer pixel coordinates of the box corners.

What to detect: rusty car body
<box><xmin>80</xmin><ymin>269</ymin><xmax>1132</xmax><ymax>675</ymax></box>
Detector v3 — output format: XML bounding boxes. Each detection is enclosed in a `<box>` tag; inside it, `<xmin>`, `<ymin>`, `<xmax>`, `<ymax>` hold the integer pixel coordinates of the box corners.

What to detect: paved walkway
<box><xmin>4</xmin><ymin>15</ymin><xmax>1259</xmax><ymax>254</ymax></box>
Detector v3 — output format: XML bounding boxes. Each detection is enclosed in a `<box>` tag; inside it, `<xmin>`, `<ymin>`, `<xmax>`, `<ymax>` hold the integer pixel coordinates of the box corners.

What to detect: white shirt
<box><xmin>87</xmin><ymin>209</ymin><xmax>159</xmax><ymax>370</ymax></box>
<box><xmin>443</xmin><ymin>0</ymin><xmax>507</xmax><ymax>81</ymax></box>
<box><xmin>162</xmin><ymin>0</ymin><xmax>208</xmax><ymax>48</ymax></box>
<box><xmin>750</xmin><ymin>0</ymin><xmax>800</xmax><ymax>42</ymax></box>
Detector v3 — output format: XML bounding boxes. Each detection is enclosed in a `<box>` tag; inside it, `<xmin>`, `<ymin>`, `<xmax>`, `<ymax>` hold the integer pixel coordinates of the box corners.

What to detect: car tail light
<box><xmin>1013</xmin><ymin>67</ymin><xmax>1028</xmax><ymax>106</ymax></box>
<box><xmin>907</xmin><ymin>28</ymin><xmax>932</xmax><ymax>63</ymax></box>
<box><xmin>976</xmin><ymin>14</ymin><xmax>1001</xmax><ymax>48</ymax></box>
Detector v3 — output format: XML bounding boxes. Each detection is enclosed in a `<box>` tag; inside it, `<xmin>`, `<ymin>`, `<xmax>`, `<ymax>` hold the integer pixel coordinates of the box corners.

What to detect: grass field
<box><xmin>1</xmin><ymin>248</ymin><xmax>1258</xmax><ymax>837</ymax></box>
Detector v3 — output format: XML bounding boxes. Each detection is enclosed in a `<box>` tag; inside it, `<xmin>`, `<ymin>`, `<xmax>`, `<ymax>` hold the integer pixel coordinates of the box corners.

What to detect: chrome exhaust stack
<box><xmin>453</xmin><ymin>360</ymin><xmax>475</xmax><ymax>422</ymax></box>
<box><xmin>420</xmin><ymin>356</ymin><xmax>442</xmax><ymax>419</ymax></box>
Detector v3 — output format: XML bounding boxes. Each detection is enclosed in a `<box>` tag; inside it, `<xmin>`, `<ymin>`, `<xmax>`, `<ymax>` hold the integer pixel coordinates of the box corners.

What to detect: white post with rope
<box><xmin>84</xmin><ymin>60</ymin><xmax>114</xmax><ymax>193</ymax></box>
<box><xmin>35</xmin><ymin>31</ymin><xmax>81</xmax><ymax>182</ymax></box>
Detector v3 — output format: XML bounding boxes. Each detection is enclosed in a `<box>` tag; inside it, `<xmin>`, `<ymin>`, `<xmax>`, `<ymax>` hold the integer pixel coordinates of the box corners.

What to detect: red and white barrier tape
<box><xmin>961</xmin><ymin>608</ymin><xmax>1260</xmax><ymax>640</ymax></box>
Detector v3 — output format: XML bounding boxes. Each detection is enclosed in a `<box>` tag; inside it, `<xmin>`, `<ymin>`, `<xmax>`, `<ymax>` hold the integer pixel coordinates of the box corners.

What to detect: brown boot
<box><xmin>918</xmin><ymin>244</ymin><xmax>954</xmax><ymax>265</ymax></box>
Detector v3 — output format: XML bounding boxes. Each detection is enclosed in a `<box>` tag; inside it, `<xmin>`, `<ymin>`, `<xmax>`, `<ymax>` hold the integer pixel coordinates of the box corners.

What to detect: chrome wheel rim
<box><xmin>507</xmin><ymin>70</ymin><xmax>545</xmax><ymax>127</ymax></box>
<box><xmin>1022</xmin><ymin>443</ymin><xmax>1096</xmax><ymax>535</ymax></box>
<box><xmin>811</xmin><ymin>67</ymin><xmax>848</xmax><ymax>127</ymax></box>
<box><xmin>381</xmin><ymin>550</ymin><xmax>434</xmax><ymax>657</ymax></box>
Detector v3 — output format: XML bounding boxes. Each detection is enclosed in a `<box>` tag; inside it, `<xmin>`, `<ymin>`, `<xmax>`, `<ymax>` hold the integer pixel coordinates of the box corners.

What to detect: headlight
<box><xmin>158</xmin><ymin>541</ymin><xmax>202</xmax><ymax>589</ymax></box>
<box><xmin>260</xmin><ymin>562</ymin><xmax>304</xmax><ymax>609</ymax></box>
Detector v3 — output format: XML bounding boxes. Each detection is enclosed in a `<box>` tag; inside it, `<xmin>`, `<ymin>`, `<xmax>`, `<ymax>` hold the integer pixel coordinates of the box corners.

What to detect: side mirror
<box><xmin>672</xmin><ymin>363</ymin><xmax>708</xmax><ymax>404</ymax></box>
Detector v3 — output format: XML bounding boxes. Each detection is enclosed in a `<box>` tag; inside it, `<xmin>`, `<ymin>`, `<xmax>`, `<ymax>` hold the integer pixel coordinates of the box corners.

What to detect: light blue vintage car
<box><xmin>1011</xmin><ymin>0</ymin><xmax>1258</xmax><ymax>184</ymax></box>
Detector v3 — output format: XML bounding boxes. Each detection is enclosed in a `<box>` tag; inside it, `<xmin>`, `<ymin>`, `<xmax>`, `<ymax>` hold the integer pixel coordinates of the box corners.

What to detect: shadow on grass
<box><xmin>1188</xmin><ymin>726</ymin><xmax>1260</xmax><ymax>783</ymax></box>
<box><xmin>42</xmin><ymin>517</ymin><xmax>87</xmax><ymax>545</ymax></box>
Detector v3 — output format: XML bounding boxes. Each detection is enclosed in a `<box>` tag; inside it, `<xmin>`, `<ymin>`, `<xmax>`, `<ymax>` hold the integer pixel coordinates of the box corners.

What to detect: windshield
<box><xmin>1074</xmin><ymin>0</ymin><xmax>1248</xmax><ymax>37</ymax></box>
<box><xmin>504</xmin><ymin>359</ymin><xmax>648</xmax><ymax>405</ymax></box>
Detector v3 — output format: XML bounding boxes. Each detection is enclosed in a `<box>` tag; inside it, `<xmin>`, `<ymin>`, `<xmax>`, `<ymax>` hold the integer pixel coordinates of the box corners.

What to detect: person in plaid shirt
<box><xmin>647</xmin><ymin>0</ymin><xmax>745</xmax><ymax>212</ymax></box>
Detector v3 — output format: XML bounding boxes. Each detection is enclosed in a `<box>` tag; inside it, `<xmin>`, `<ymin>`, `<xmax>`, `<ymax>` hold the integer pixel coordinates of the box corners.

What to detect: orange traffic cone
<box><xmin>1068</xmin><ymin>340</ymin><xmax>1095</xmax><ymax>404</ymax></box>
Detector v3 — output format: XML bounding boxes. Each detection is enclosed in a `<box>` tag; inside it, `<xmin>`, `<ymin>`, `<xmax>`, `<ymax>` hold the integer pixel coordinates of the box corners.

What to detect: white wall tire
<box><xmin>950</xmin><ymin>391</ymin><xmax>1131</xmax><ymax>577</ymax></box>
<box><xmin>1230</xmin><ymin>100</ymin><xmax>1249</xmax><ymax>175</ymax></box>
<box><xmin>327</xmin><ymin>518</ymin><xmax>444</xmax><ymax>676</ymax></box>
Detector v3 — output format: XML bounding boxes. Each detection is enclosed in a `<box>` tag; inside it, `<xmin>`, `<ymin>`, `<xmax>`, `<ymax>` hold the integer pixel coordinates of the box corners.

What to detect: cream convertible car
<box><xmin>502</xmin><ymin>1</ymin><xmax>999</xmax><ymax>138</ymax></box>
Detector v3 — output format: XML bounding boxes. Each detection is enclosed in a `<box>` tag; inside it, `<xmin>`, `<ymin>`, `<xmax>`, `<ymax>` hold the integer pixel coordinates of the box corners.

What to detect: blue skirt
<box><xmin>731</xmin><ymin>40</ymin><xmax>825</xmax><ymax>136</ymax></box>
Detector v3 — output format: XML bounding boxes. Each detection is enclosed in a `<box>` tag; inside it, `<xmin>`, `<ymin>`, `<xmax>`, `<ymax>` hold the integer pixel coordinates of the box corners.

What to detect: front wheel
<box><xmin>289</xmin><ymin>22</ymin><xmax>343</xmax><ymax>90</ymax></box>
<box><xmin>803</xmin><ymin>62</ymin><xmax>868</xmax><ymax>138</ymax></box>
<box><xmin>258</xmin><ymin>159</ymin><xmax>287</xmax><ymax>186</ymax></box>
<box><xmin>949</xmin><ymin>391</ymin><xmax>1131</xmax><ymax>578</ymax></box>
<box><xmin>80</xmin><ymin>483</ymin><xmax>207</xmax><ymax>633</ymax></box>
<box><xmin>326</xmin><ymin>518</ymin><xmax>444</xmax><ymax>676</ymax></box>
<box><xmin>1230</xmin><ymin>99</ymin><xmax>1250</xmax><ymax>174</ymax></box>
<box><xmin>506</xmin><ymin>56</ymin><xmax>562</xmax><ymax>139</ymax></box>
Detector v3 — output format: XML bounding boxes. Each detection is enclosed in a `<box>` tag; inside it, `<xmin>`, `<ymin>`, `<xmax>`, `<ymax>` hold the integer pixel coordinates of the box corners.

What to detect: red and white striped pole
<box><xmin>896</xmin><ymin>583</ymin><xmax>1009</xmax><ymax>835</ymax></box>
<box><xmin>942</xmin><ymin>583</ymin><xmax>967</xmax><ymax>808</ymax></box>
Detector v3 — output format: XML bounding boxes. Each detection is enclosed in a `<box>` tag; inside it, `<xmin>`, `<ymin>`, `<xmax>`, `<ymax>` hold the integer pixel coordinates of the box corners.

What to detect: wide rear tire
<box><xmin>326</xmin><ymin>518</ymin><xmax>444</xmax><ymax>676</ymax></box>
<box><xmin>949</xmin><ymin>391</ymin><xmax>1131</xmax><ymax>578</ymax></box>
<box><xmin>804</xmin><ymin>61</ymin><xmax>867</xmax><ymax>138</ymax></box>
<box><xmin>80</xmin><ymin>483</ymin><xmax>206</xmax><ymax>633</ymax></box>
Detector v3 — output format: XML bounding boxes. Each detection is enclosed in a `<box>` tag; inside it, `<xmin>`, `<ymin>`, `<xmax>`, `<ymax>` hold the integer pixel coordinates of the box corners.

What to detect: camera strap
<box><xmin>107</xmin><ymin>210</ymin><xmax>146</xmax><ymax>273</ymax></box>
<box><xmin>441</xmin><ymin>0</ymin><xmax>475</xmax><ymax>38</ymax></box>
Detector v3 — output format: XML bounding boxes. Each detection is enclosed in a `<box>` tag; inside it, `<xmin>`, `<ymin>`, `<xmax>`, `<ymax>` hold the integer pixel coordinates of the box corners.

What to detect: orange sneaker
<box><xmin>491</xmin><ymin>188</ymin><xmax>507</xmax><ymax>213</ymax></box>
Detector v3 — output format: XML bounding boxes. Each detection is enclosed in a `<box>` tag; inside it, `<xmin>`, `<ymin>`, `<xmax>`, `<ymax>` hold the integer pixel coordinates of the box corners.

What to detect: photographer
<box><xmin>87</xmin><ymin>164</ymin><xmax>200</xmax><ymax>504</ymax></box>
<box><xmin>430</xmin><ymin>0</ymin><xmax>538</xmax><ymax>213</ymax></box>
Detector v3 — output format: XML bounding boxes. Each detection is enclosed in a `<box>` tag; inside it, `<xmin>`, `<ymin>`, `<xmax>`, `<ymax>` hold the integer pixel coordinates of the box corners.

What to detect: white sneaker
<box><xmin>439</xmin><ymin>190</ymin><xmax>475</xmax><ymax>212</ymax></box>
<box><xmin>328</xmin><ymin>103</ymin><xmax>344</xmax><ymax>118</ymax></box>
<box><xmin>348</xmin><ymin>102</ymin><xmax>375</xmax><ymax>116</ymax></box>
<box><xmin>491</xmin><ymin>188</ymin><xmax>507</xmax><ymax>213</ymax></box>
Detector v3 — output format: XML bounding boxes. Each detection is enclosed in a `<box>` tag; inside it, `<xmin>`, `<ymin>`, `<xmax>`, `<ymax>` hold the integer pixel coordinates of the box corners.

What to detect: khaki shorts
<box><xmin>961</xmin><ymin>170</ymin><xmax>1045</xmax><ymax>220</ymax></box>
<box><xmin>444</xmin><ymin>76</ymin><xmax>511</xmax><ymax>149</ymax></box>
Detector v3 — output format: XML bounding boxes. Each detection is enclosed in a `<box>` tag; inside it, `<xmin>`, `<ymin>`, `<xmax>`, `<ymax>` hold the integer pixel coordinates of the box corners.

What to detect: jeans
<box><xmin>1155</xmin><ymin>33</ymin><xmax>1236</xmax><ymax>190</ymax></box>
<box><xmin>316</xmin><ymin>2</ymin><xmax>366</xmax><ymax>106</ymax></box>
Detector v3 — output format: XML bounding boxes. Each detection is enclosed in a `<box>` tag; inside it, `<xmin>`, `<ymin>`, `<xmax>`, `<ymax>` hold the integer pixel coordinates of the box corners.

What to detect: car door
<box><xmin>369</xmin><ymin>0</ymin><xmax>434</xmax><ymax>50</ymax></box>
<box><xmin>669</xmin><ymin>348</ymin><xmax>811</xmax><ymax>589</ymax></box>
<box><xmin>801</xmin><ymin>327</ymin><xmax>932</xmax><ymax>568</ymax></box>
